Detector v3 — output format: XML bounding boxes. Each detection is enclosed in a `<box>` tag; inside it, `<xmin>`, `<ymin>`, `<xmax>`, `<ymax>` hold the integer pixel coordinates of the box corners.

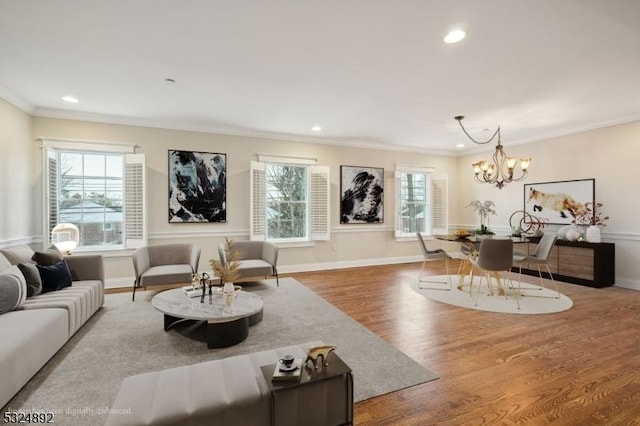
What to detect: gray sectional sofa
<box><xmin>0</xmin><ymin>245</ymin><xmax>104</xmax><ymax>408</ymax></box>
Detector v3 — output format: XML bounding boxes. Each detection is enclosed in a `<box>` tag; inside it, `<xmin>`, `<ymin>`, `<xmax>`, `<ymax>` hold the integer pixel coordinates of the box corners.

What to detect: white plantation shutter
<box><xmin>430</xmin><ymin>173</ymin><xmax>448</xmax><ymax>235</ymax></box>
<box><xmin>394</xmin><ymin>165</ymin><xmax>438</xmax><ymax>238</ymax></box>
<box><xmin>42</xmin><ymin>146</ymin><xmax>58</xmax><ymax>243</ymax></box>
<box><xmin>309</xmin><ymin>165</ymin><xmax>330</xmax><ymax>240</ymax></box>
<box><xmin>124</xmin><ymin>154</ymin><xmax>146</xmax><ymax>248</ymax></box>
<box><xmin>250</xmin><ymin>161</ymin><xmax>266</xmax><ymax>241</ymax></box>
<box><xmin>43</xmin><ymin>148</ymin><xmax>58</xmax><ymax>242</ymax></box>
<box><xmin>40</xmin><ymin>138</ymin><xmax>141</xmax><ymax>251</ymax></box>
<box><xmin>394</xmin><ymin>170</ymin><xmax>403</xmax><ymax>238</ymax></box>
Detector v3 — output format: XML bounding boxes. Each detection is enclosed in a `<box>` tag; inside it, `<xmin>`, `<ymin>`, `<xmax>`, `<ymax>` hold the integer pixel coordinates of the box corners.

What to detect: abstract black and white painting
<box><xmin>340</xmin><ymin>165</ymin><xmax>384</xmax><ymax>224</ymax></box>
<box><xmin>168</xmin><ymin>150</ymin><xmax>226</xmax><ymax>223</ymax></box>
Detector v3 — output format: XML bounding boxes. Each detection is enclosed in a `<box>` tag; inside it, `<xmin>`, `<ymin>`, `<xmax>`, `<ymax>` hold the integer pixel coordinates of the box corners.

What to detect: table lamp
<box><xmin>51</xmin><ymin>223</ymin><xmax>80</xmax><ymax>255</ymax></box>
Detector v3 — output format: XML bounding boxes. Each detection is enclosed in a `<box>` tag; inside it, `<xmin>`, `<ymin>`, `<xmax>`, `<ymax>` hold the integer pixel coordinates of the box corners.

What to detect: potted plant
<box><xmin>467</xmin><ymin>200</ymin><xmax>497</xmax><ymax>237</ymax></box>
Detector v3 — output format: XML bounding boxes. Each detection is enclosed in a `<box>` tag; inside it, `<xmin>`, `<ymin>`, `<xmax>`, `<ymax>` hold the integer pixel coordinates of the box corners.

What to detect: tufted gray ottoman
<box><xmin>104</xmin><ymin>341</ymin><xmax>352</xmax><ymax>426</ymax></box>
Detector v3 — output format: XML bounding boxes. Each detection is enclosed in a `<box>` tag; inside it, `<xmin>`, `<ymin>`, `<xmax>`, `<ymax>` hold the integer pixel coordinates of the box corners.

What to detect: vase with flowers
<box><xmin>209</xmin><ymin>238</ymin><xmax>240</xmax><ymax>306</ymax></box>
<box><xmin>467</xmin><ymin>200</ymin><xmax>497</xmax><ymax>238</ymax></box>
<box><xmin>572</xmin><ymin>201</ymin><xmax>609</xmax><ymax>243</ymax></box>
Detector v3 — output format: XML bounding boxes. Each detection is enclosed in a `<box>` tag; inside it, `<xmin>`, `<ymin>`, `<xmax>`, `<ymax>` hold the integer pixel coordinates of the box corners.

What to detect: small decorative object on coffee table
<box><xmin>210</xmin><ymin>238</ymin><xmax>241</xmax><ymax>306</ymax></box>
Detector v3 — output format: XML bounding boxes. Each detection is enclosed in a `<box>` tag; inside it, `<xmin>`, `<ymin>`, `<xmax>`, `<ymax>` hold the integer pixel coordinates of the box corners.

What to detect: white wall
<box><xmin>457</xmin><ymin>120</ymin><xmax>640</xmax><ymax>289</ymax></box>
<box><xmin>2</xmin><ymin>98</ymin><xmax>638</xmax><ymax>290</ymax></box>
<box><xmin>30</xmin><ymin>117</ymin><xmax>459</xmax><ymax>283</ymax></box>
<box><xmin>0</xmin><ymin>98</ymin><xmax>36</xmax><ymax>246</ymax></box>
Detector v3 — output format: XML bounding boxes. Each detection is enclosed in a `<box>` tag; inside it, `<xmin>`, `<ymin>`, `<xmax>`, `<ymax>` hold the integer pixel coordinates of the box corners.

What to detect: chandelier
<box><xmin>454</xmin><ymin>115</ymin><xmax>531</xmax><ymax>189</ymax></box>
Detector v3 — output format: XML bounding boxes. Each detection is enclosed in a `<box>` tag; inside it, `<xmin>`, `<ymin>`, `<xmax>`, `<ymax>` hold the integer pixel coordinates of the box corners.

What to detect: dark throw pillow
<box><xmin>18</xmin><ymin>262</ymin><xmax>43</xmax><ymax>297</ymax></box>
<box><xmin>32</xmin><ymin>246</ymin><xmax>64</xmax><ymax>266</ymax></box>
<box><xmin>37</xmin><ymin>259</ymin><xmax>72</xmax><ymax>293</ymax></box>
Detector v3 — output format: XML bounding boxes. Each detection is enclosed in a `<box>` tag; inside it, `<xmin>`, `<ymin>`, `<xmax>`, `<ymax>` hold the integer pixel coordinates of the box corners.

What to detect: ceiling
<box><xmin>1</xmin><ymin>0</ymin><xmax>639</xmax><ymax>154</ymax></box>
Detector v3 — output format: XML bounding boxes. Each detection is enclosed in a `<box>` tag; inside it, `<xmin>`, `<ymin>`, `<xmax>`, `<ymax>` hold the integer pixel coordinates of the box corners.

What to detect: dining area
<box><xmin>413</xmin><ymin>231</ymin><xmax>571</xmax><ymax>314</ymax></box>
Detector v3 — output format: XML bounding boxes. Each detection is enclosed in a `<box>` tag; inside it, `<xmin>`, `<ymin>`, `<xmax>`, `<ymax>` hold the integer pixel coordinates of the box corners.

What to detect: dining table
<box><xmin>435</xmin><ymin>234</ymin><xmax>530</xmax><ymax>292</ymax></box>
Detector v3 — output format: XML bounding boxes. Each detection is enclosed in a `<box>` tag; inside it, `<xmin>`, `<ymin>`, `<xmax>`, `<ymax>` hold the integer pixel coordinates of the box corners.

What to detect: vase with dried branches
<box><xmin>209</xmin><ymin>237</ymin><xmax>241</xmax><ymax>306</ymax></box>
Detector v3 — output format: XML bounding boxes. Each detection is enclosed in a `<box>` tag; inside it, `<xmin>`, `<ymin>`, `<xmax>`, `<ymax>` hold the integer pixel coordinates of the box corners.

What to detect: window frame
<box><xmin>265</xmin><ymin>162</ymin><xmax>309</xmax><ymax>242</ymax></box>
<box><xmin>394</xmin><ymin>165</ymin><xmax>448</xmax><ymax>239</ymax></box>
<box><xmin>250</xmin><ymin>156</ymin><xmax>330</xmax><ymax>244</ymax></box>
<box><xmin>39</xmin><ymin>138</ymin><xmax>145</xmax><ymax>252</ymax></box>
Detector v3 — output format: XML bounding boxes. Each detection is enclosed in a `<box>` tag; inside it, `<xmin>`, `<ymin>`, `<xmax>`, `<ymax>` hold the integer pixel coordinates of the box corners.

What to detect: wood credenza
<box><xmin>513</xmin><ymin>239</ymin><xmax>615</xmax><ymax>288</ymax></box>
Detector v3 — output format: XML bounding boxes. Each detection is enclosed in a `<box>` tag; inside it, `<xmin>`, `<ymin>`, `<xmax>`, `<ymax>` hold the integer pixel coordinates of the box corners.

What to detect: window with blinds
<box><xmin>41</xmin><ymin>140</ymin><xmax>145</xmax><ymax>250</ymax></box>
<box><xmin>250</xmin><ymin>160</ymin><xmax>330</xmax><ymax>242</ymax></box>
<box><xmin>394</xmin><ymin>165</ymin><xmax>447</xmax><ymax>238</ymax></box>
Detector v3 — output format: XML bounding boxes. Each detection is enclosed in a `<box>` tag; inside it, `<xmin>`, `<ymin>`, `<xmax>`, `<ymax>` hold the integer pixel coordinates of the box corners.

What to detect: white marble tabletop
<box><xmin>151</xmin><ymin>288</ymin><xmax>263</xmax><ymax>324</ymax></box>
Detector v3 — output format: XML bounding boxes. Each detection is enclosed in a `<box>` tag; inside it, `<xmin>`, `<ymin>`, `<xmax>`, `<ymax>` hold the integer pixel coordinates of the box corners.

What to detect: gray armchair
<box><xmin>218</xmin><ymin>241</ymin><xmax>279</xmax><ymax>286</ymax></box>
<box><xmin>132</xmin><ymin>243</ymin><xmax>201</xmax><ymax>301</ymax></box>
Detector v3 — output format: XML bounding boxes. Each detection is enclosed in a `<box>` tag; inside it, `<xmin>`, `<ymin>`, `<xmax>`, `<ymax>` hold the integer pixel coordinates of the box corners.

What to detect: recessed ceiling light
<box><xmin>444</xmin><ymin>29</ymin><xmax>466</xmax><ymax>44</ymax></box>
<box><xmin>456</xmin><ymin>144</ymin><xmax>465</xmax><ymax>148</ymax></box>
<box><xmin>311</xmin><ymin>126</ymin><xmax>322</xmax><ymax>132</ymax></box>
<box><xmin>61</xmin><ymin>95</ymin><xmax>79</xmax><ymax>103</ymax></box>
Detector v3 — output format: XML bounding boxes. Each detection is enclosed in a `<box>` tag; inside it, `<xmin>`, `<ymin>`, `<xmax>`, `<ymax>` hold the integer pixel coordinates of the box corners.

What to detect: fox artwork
<box><xmin>528</xmin><ymin>188</ymin><xmax>586</xmax><ymax>219</ymax></box>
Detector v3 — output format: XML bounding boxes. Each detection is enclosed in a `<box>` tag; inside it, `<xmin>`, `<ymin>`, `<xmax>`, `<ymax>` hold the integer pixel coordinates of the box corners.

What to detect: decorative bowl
<box><xmin>454</xmin><ymin>230</ymin><xmax>472</xmax><ymax>238</ymax></box>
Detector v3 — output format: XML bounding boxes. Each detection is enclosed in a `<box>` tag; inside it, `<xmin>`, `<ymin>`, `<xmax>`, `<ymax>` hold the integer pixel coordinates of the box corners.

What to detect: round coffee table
<box><xmin>151</xmin><ymin>288</ymin><xmax>264</xmax><ymax>348</ymax></box>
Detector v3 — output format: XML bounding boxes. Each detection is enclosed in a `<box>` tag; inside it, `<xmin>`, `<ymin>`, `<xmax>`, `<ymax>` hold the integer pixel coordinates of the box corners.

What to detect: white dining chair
<box><xmin>513</xmin><ymin>233</ymin><xmax>559</xmax><ymax>298</ymax></box>
<box><xmin>416</xmin><ymin>232</ymin><xmax>453</xmax><ymax>290</ymax></box>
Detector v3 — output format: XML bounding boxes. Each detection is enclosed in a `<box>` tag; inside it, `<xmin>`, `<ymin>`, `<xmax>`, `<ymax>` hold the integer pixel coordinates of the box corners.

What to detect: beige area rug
<box><xmin>411</xmin><ymin>275</ymin><xmax>573</xmax><ymax>314</ymax></box>
<box><xmin>3</xmin><ymin>278</ymin><xmax>437</xmax><ymax>425</ymax></box>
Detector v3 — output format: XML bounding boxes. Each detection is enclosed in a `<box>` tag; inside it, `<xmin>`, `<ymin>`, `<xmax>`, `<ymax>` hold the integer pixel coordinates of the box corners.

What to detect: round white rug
<box><xmin>410</xmin><ymin>275</ymin><xmax>573</xmax><ymax>314</ymax></box>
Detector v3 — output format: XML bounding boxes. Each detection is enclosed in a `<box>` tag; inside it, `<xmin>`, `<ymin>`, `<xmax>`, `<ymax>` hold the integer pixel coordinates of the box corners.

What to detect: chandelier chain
<box><xmin>454</xmin><ymin>115</ymin><xmax>530</xmax><ymax>189</ymax></box>
<box><xmin>455</xmin><ymin>116</ymin><xmax>500</xmax><ymax>145</ymax></box>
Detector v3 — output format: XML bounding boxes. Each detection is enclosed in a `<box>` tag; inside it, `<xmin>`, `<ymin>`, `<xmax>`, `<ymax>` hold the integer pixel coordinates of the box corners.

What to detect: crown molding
<box><xmin>31</xmin><ymin>106</ymin><xmax>458</xmax><ymax>157</ymax></box>
<box><xmin>0</xmin><ymin>84</ymin><xmax>35</xmax><ymax>113</ymax></box>
<box><xmin>5</xmin><ymin>102</ymin><xmax>638</xmax><ymax>159</ymax></box>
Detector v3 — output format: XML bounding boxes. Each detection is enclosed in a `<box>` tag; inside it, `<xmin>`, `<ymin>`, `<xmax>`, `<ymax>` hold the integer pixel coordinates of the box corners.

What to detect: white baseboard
<box><xmin>277</xmin><ymin>255</ymin><xmax>422</xmax><ymax>274</ymax></box>
<box><xmin>613</xmin><ymin>277</ymin><xmax>640</xmax><ymax>291</ymax></box>
<box><xmin>106</xmin><ymin>256</ymin><xmax>637</xmax><ymax>291</ymax></box>
<box><xmin>105</xmin><ymin>277</ymin><xmax>134</xmax><ymax>289</ymax></box>
<box><xmin>104</xmin><ymin>256</ymin><xmax>423</xmax><ymax>289</ymax></box>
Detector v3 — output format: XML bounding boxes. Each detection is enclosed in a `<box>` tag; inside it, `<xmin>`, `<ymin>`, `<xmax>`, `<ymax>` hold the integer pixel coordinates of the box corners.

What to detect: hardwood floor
<box><xmin>290</xmin><ymin>261</ymin><xmax>640</xmax><ymax>425</ymax></box>
<box><xmin>108</xmin><ymin>262</ymin><xmax>640</xmax><ymax>425</ymax></box>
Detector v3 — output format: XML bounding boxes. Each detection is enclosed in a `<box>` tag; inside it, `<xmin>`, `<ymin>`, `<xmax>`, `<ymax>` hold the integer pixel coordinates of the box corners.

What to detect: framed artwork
<box><xmin>340</xmin><ymin>165</ymin><xmax>384</xmax><ymax>224</ymax></box>
<box><xmin>524</xmin><ymin>179</ymin><xmax>595</xmax><ymax>225</ymax></box>
<box><xmin>168</xmin><ymin>150</ymin><xmax>226</xmax><ymax>223</ymax></box>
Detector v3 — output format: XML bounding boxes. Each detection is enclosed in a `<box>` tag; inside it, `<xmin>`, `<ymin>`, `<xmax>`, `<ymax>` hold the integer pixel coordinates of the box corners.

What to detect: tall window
<box><xmin>266</xmin><ymin>164</ymin><xmax>307</xmax><ymax>239</ymax></box>
<box><xmin>398</xmin><ymin>171</ymin><xmax>428</xmax><ymax>235</ymax></box>
<box><xmin>41</xmin><ymin>139</ymin><xmax>146</xmax><ymax>250</ymax></box>
<box><xmin>395</xmin><ymin>166</ymin><xmax>447</xmax><ymax>238</ymax></box>
<box><xmin>251</xmin><ymin>158</ymin><xmax>329</xmax><ymax>243</ymax></box>
<box><xmin>57</xmin><ymin>151</ymin><xmax>124</xmax><ymax>247</ymax></box>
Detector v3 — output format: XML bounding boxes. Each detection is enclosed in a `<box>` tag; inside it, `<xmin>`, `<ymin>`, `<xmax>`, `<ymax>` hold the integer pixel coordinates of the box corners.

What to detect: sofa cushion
<box><xmin>0</xmin><ymin>265</ymin><xmax>28</xmax><ymax>314</ymax></box>
<box><xmin>0</xmin><ymin>245</ymin><xmax>35</xmax><ymax>266</ymax></box>
<box><xmin>0</xmin><ymin>253</ymin><xmax>11</xmax><ymax>271</ymax></box>
<box><xmin>32</xmin><ymin>247</ymin><xmax>64</xmax><ymax>266</ymax></box>
<box><xmin>37</xmin><ymin>260</ymin><xmax>73</xmax><ymax>293</ymax></box>
<box><xmin>0</xmin><ymin>308</ymin><xmax>68</xmax><ymax>408</ymax></box>
<box><xmin>18</xmin><ymin>263</ymin><xmax>43</xmax><ymax>297</ymax></box>
<box><xmin>139</xmin><ymin>264</ymin><xmax>193</xmax><ymax>286</ymax></box>
<box><xmin>236</xmin><ymin>259</ymin><xmax>273</xmax><ymax>278</ymax></box>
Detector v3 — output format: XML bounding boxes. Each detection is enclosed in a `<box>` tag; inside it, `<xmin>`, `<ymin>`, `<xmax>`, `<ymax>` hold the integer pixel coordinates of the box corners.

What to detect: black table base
<box><xmin>163</xmin><ymin>308</ymin><xmax>263</xmax><ymax>349</ymax></box>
